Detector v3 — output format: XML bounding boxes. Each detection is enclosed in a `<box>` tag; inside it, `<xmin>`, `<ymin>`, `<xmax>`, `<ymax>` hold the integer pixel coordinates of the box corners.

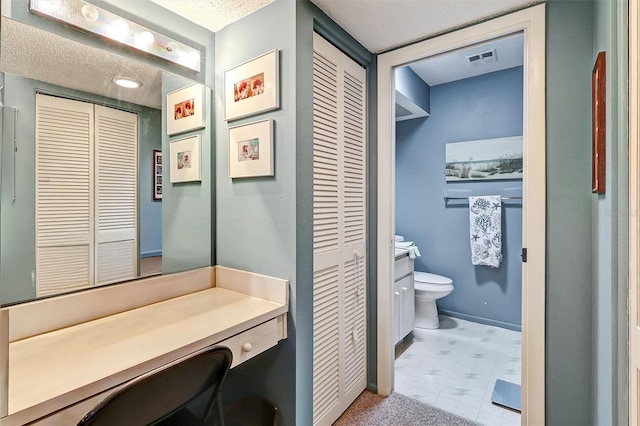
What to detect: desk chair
<box><xmin>77</xmin><ymin>345</ymin><xmax>233</xmax><ymax>426</ymax></box>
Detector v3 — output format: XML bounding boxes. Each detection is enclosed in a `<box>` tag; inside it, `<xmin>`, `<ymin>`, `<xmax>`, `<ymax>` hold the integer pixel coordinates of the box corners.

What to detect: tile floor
<box><xmin>394</xmin><ymin>315</ymin><xmax>522</xmax><ymax>426</ymax></box>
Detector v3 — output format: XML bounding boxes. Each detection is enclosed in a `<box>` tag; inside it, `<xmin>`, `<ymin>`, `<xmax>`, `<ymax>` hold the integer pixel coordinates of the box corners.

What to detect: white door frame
<box><xmin>376</xmin><ymin>5</ymin><xmax>546</xmax><ymax>425</ymax></box>
<box><xmin>628</xmin><ymin>1</ymin><xmax>639</xmax><ymax>424</ymax></box>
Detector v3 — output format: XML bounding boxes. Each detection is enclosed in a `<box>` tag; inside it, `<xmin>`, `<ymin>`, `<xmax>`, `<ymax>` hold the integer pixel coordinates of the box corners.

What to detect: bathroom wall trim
<box><xmin>140</xmin><ymin>251</ymin><xmax>162</xmax><ymax>258</ymax></box>
<box><xmin>376</xmin><ymin>5</ymin><xmax>546</xmax><ymax>425</ymax></box>
<box><xmin>439</xmin><ymin>310</ymin><xmax>522</xmax><ymax>332</ymax></box>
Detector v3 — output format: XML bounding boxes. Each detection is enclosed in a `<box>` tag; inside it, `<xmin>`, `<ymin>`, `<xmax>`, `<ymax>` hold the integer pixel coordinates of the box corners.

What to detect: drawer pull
<box><xmin>242</xmin><ymin>343</ymin><xmax>253</xmax><ymax>353</ymax></box>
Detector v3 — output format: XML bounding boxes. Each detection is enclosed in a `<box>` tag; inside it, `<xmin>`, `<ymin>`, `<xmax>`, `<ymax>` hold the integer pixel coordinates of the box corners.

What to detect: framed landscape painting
<box><xmin>445</xmin><ymin>136</ymin><xmax>523</xmax><ymax>181</ymax></box>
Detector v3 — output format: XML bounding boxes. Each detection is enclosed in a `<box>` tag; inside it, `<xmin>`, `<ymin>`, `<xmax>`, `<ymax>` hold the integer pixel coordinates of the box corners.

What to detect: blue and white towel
<box><xmin>469</xmin><ymin>195</ymin><xmax>502</xmax><ymax>268</ymax></box>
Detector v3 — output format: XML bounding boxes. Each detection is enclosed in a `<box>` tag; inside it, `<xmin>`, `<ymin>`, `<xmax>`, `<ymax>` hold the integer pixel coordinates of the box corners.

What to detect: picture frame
<box><xmin>170</xmin><ymin>135</ymin><xmax>201</xmax><ymax>183</ymax></box>
<box><xmin>224</xmin><ymin>50</ymin><xmax>279</xmax><ymax>121</ymax></box>
<box><xmin>229</xmin><ymin>119</ymin><xmax>274</xmax><ymax>178</ymax></box>
<box><xmin>592</xmin><ymin>51</ymin><xmax>606</xmax><ymax>194</ymax></box>
<box><xmin>445</xmin><ymin>136</ymin><xmax>523</xmax><ymax>181</ymax></box>
<box><xmin>166</xmin><ymin>83</ymin><xmax>205</xmax><ymax>136</ymax></box>
<box><xmin>153</xmin><ymin>149</ymin><xmax>162</xmax><ymax>200</ymax></box>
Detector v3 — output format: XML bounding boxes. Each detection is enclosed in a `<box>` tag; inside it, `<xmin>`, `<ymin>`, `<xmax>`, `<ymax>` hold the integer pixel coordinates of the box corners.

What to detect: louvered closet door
<box><xmin>95</xmin><ymin>105</ymin><xmax>137</xmax><ymax>285</ymax></box>
<box><xmin>312</xmin><ymin>32</ymin><xmax>367</xmax><ymax>426</ymax></box>
<box><xmin>36</xmin><ymin>94</ymin><xmax>94</xmax><ymax>296</ymax></box>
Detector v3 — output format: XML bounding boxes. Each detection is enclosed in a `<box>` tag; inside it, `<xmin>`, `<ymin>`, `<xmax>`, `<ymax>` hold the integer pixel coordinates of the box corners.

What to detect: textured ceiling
<box><xmin>309</xmin><ymin>0</ymin><xmax>539</xmax><ymax>53</ymax></box>
<box><xmin>151</xmin><ymin>0</ymin><xmax>274</xmax><ymax>32</ymax></box>
<box><xmin>0</xmin><ymin>17</ymin><xmax>163</xmax><ymax>109</ymax></box>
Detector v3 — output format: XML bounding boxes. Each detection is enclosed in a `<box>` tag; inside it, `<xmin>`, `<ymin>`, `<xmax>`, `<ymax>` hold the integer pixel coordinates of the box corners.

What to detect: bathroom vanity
<box><xmin>394</xmin><ymin>249</ymin><xmax>415</xmax><ymax>344</ymax></box>
<box><xmin>0</xmin><ymin>266</ymin><xmax>288</xmax><ymax>425</ymax></box>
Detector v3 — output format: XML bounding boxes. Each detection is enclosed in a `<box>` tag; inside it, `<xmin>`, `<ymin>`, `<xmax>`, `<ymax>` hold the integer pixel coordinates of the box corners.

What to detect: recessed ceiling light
<box><xmin>113</xmin><ymin>77</ymin><xmax>142</xmax><ymax>89</ymax></box>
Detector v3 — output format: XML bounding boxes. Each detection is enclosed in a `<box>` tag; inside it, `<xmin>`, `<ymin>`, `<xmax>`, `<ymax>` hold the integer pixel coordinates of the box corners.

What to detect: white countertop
<box><xmin>4</xmin><ymin>267</ymin><xmax>289</xmax><ymax>425</ymax></box>
<box><xmin>9</xmin><ymin>287</ymin><xmax>285</xmax><ymax>415</ymax></box>
<box><xmin>395</xmin><ymin>247</ymin><xmax>409</xmax><ymax>259</ymax></box>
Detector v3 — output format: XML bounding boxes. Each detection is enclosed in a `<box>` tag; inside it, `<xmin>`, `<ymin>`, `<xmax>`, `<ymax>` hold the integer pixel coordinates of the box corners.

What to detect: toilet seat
<box><xmin>414</xmin><ymin>271</ymin><xmax>453</xmax><ymax>285</ymax></box>
<box><xmin>415</xmin><ymin>282</ymin><xmax>454</xmax><ymax>292</ymax></box>
<box><xmin>414</xmin><ymin>272</ymin><xmax>453</xmax><ymax>292</ymax></box>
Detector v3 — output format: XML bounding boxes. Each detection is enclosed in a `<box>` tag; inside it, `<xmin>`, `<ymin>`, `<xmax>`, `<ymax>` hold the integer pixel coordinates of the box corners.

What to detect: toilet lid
<box><xmin>414</xmin><ymin>271</ymin><xmax>453</xmax><ymax>285</ymax></box>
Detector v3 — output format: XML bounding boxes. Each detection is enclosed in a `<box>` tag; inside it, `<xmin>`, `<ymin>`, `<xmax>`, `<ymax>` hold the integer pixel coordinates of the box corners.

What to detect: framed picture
<box><xmin>153</xmin><ymin>149</ymin><xmax>162</xmax><ymax>200</ymax></box>
<box><xmin>445</xmin><ymin>136</ymin><xmax>523</xmax><ymax>181</ymax></box>
<box><xmin>592</xmin><ymin>51</ymin><xmax>606</xmax><ymax>194</ymax></box>
<box><xmin>229</xmin><ymin>119</ymin><xmax>274</xmax><ymax>178</ymax></box>
<box><xmin>167</xmin><ymin>83</ymin><xmax>205</xmax><ymax>136</ymax></box>
<box><xmin>224</xmin><ymin>50</ymin><xmax>279</xmax><ymax>121</ymax></box>
<box><xmin>170</xmin><ymin>135</ymin><xmax>201</xmax><ymax>183</ymax></box>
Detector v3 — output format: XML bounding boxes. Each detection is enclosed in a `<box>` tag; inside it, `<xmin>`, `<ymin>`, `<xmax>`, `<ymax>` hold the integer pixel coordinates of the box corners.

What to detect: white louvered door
<box><xmin>95</xmin><ymin>105</ymin><xmax>137</xmax><ymax>285</ymax></box>
<box><xmin>36</xmin><ymin>95</ymin><xmax>138</xmax><ymax>296</ymax></box>
<box><xmin>312</xmin><ymin>32</ymin><xmax>367</xmax><ymax>426</ymax></box>
<box><xmin>36</xmin><ymin>94</ymin><xmax>95</xmax><ymax>296</ymax></box>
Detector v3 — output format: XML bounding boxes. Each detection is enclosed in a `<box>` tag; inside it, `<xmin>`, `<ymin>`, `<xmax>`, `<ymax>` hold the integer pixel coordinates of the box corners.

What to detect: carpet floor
<box><xmin>333</xmin><ymin>390</ymin><xmax>480</xmax><ymax>426</ymax></box>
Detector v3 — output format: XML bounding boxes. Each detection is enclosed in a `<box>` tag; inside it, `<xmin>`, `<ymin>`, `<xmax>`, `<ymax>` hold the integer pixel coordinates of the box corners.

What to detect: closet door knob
<box><xmin>242</xmin><ymin>343</ymin><xmax>253</xmax><ymax>353</ymax></box>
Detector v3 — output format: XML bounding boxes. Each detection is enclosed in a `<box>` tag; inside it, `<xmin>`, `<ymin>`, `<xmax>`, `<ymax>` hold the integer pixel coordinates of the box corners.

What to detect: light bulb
<box><xmin>138</xmin><ymin>31</ymin><xmax>155</xmax><ymax>47</ymax></box>
<box><xmin>108</xmin><ymin>19</ymin><xmax>129</xmax><ymax>41</ymax></box>
<box><xmin>81</xmin><ymin>4</ymin><xmax>99</xmax><ymax>21</ymax></box>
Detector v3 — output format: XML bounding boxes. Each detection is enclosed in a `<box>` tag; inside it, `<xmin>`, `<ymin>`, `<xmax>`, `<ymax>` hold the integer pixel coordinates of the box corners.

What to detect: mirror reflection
<box><xmin>0</xmin><ymin>15</ymin><xmax>206</xmax><ymax>305</ymax></box>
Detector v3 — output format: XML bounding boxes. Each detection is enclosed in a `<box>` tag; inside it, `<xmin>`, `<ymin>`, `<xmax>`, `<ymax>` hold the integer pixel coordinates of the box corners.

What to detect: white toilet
<box><xmin>414</xmin><ymin>271</ymin><xmax>454</xmax><ymax>329</ymax></box>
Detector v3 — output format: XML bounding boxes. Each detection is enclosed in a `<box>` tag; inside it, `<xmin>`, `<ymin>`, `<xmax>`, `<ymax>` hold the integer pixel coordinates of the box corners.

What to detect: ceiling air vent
<box><xmin>466</xmin><ymin>48</ymin><xmax>497</xmax><ymax>64</ymax></box>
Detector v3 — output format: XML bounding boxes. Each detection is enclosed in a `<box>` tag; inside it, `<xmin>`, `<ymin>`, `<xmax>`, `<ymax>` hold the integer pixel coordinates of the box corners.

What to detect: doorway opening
<box><xmin>392</xmin><ymin>32</ymin><xmax>524</xmax><ymax>425</ymax></box>
<box><xmin>376</xmin><ymin>5</ymin><xmax>546</xmax><ymax>425</ymax></box>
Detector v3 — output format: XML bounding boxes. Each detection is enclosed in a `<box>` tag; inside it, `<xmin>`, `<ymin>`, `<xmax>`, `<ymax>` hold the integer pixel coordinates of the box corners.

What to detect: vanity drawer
<box><xmin>394</xmin><ymin>255</ymin><xmax>414</xmax><ymax>281</ymax></box>
<box><xmin>221</xmin><ymin>318</ymin><xmax>279</xmax><ymax>368</ymax></box>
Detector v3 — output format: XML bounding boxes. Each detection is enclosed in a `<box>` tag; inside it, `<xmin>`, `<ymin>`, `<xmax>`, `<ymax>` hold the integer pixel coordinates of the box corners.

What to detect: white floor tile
<box><xmin>458</xmin><ymin>394</ymin><xmax>484</xmax><ymax>410</ymax></box>
<box><xmin>502</xmin><ymin>408</ymin><xmax>522</xmax><ymax>424</ymax></box>
<box><xmin>433</xmin><ymin>394</ymin><xmax>459</xmax><ymax>412</ymax></box>
<box><xmin>395</xmin><ymin>316</ymin><xmax>522</xmax><ymax>425</ymax></box>
<box><xmin>477</xmin><ymin>409</ymin><xmax>504</xmax><ymax>426</ymax></box>
<box><xmin>454</xmin><ymin>403</ymin><xmax>480</xmax><ymax>422</ymax></box>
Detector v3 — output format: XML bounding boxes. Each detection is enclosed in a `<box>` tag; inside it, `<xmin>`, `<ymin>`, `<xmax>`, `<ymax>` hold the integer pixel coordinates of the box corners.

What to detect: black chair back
<box><xmin>77</xmin><ymin>345</ymin><xmax>233</xmax><ymax>426</ymax></box>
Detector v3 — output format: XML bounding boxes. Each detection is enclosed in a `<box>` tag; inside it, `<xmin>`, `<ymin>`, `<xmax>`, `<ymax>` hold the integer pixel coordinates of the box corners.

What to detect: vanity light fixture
<box><xmin>113</xmin><ymin>76</ymin><xmax>142</xmax><ymax>89</ymax></box>
<box><xmin>29</xmin><ymin>0</ymin><xmax>202</xmax><ymax>72</ymax></box>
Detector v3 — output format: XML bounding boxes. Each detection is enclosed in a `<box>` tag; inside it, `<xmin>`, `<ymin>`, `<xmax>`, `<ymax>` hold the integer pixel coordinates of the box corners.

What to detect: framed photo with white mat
<box><xmin>228</xmin><ymin>119</ymin><xmax>274</xmax><ymax>178</ymax></box>
<box><xmin>170</xmin><ymin>135</ymin><xmax>201</xmax><ymax>183</ymax></box>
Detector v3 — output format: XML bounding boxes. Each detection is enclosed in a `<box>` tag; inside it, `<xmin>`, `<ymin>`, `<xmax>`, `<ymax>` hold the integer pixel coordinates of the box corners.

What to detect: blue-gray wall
<box><xmin>546</xmin><ymin>1</ymin><xmax>594</xmax><ymax>425</ymax></box>
<box><xmin>0</xmin><ymin>74</ymin><xmax>162</xmax><ymax>304</ymax></box>
<box><xmin>214</xmin><ymin>2</ymin><xmax>297</xmax><ymax>425</ymax></box>
<box><xmin>139</xmin><ymin>108</ymin><xmax>162</xmax><ymax>258</ymax></box>
<box><xmin>396</xmin><ymin>66</ymin><xmax>523</xmax><ymax>330</ymax></box>
<box><xmin>593</xmin><ymin>0</ymin><xmax>629</xmax><ymax>424</ymax></box>
<box><xmin>161</xmin><ymin>74</ymin><xmax>213</xmax><ymax>274</ymax></box>
<box><xmin>396</xmin><ymin>66</ymin><xmax>431</xmax><ymax>114</ymax></box>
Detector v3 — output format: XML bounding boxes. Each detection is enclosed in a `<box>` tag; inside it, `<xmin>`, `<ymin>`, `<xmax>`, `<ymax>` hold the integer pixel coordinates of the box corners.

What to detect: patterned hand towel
<box><xmin>469</xmin><ymin>195</ymin><xmax>503</xmax><ymax>268</ymax></box>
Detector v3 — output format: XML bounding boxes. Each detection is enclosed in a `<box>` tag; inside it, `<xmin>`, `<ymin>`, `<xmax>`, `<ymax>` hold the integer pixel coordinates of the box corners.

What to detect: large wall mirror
<box><xmin>0</xmin><ymin>3</ymin><xmax>214</xmax><ymax>306</ymax></box>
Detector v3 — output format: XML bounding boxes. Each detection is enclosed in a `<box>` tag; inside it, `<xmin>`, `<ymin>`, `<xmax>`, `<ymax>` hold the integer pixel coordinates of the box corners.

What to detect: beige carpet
<box><xmin>334</xmin><ymin>391</ymin><xmax>479</xmax><ymax>426</ymax></box>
